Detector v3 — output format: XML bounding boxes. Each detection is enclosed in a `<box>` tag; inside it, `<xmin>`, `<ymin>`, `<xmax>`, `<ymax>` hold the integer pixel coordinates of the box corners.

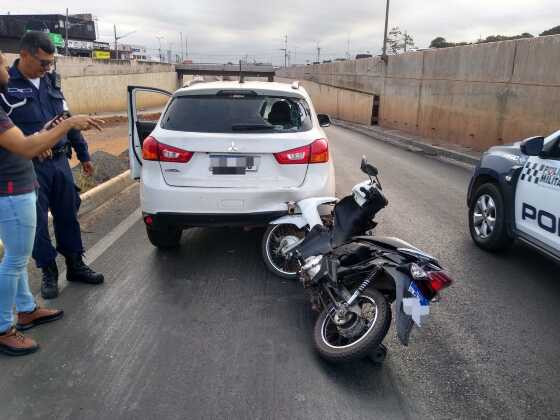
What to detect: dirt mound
<box><xmin>72</xmin><ymin>150</ymin><xmax>129</xmax><ymax>192</ymax></box>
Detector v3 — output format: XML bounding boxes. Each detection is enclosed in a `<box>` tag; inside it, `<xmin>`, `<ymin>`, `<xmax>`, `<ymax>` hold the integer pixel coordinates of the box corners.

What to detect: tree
<box><xmin>387</xmin><ymin>27</ymin><xmax>403</xmax><ymax>54</ymax></box>
<box><xmin>403</xmin><ymin>32</ymin><xmax>416</xmax><ymax>52</ymax></box>
<box><xmin>430</xmin><ymin>37</ymin><xmax>452</xmax><ymax>48</ymax></box>
<box><xmin>540</xmin><ymin>25</ymin><xmax>560</xmax><ymax>36</ymax></box>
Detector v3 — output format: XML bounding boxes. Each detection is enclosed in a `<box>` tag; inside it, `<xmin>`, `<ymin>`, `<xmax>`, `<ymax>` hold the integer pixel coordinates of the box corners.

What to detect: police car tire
<box><xmin>146</xmin><ymin>226</ymin><xmax>182</xmax><ymax>249</ymax></box>
<box><xmin>469</xmin><ymin>183</ymin><xmax>512</xmax><ymax>251</ymax></box>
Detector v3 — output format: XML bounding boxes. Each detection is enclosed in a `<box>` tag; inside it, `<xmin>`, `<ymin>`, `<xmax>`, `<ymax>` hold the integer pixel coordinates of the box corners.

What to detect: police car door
<box><xmin>515</xmin><ymin>133</ymin><xmax>560</xmax><ymax>257</ymax></box>
<box><xmin>127</xmin><ymin>86</ymin><xmax>172</xmax><ymax>180</ymax></box>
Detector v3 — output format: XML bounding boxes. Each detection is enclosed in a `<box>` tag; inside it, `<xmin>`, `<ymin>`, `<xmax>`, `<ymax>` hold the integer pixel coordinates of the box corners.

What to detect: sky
<box><xmin>5</xmin><ymin>1</ymin><xmax>560</xmax><ymax>65</ymax></box>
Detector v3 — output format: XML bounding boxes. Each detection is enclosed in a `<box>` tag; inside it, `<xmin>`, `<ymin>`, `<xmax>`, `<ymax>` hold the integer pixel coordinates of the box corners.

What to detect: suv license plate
<box><xmin>210</xmin><ymin>155</ymin><xmax>257</xmax><ymax>175</ymax></box>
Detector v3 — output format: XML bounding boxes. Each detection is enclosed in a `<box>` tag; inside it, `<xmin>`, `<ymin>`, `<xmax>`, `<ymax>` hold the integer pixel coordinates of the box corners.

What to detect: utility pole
<box><xmin>179</xmin><ymin>32</ymin><xmax>184</xmax><ymax>62</ymax></box>
<box><xmin>156</xmin><ymin>36</ymin><xmax>164</xmax><ymax>62</ymax></box>
<box><xmin>346</xmin><ymin>34</ymin><xmax>351</xmax><ymax>59</ymax></box>
<box><xmin>316</xmin><ymin>42</ymin><xmax>321</xmax><ymax>63</ymax></box>
<box><xmin>65</xmin><ymin>8</ymin><xmax>69</xmax><ymax>56</ymax></box>
<box><xmin>185</xmin><ymin>37</ymin><xmax>188</xmax><ymax>58</ymax></box>
<box><xmin>280</xmin><ymin>34</ymin><xmax>288</xmax><ymax>68</ymax></box>
<box><xmin>382</xmin><ymin>0</ymin><xmax>390</xmax><ymax>62</ymax></box>
<box><xmin>114</xmin><ymin>24</ymin><xmax>118</xmax><ymax>60</ymax></box>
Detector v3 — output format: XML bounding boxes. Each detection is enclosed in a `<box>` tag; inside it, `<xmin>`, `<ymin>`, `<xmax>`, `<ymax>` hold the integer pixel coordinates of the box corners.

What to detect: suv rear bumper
<box><xmin>144</xmin><ymin>211</ymin><xmax>287</xmax><ymax>229</ymax></box>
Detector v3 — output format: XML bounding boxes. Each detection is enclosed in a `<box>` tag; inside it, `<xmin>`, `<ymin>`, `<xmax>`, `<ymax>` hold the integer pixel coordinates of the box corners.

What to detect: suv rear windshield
<box><xmin>161</xmin><ymin>94</ymin><xmax>313</xmax><ymax>133</ymax></box>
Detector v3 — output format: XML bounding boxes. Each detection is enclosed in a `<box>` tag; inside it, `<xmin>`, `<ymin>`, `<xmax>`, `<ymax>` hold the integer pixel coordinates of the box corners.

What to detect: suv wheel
<box><xmin>468</xmin><ymin>182</ymin><xmax>512</xmax><ymax>251</ymax></box>
<box><xmin>146</xmin><ymin>226</ymin><xmax>182</xmax><ymax>249</ymax></box>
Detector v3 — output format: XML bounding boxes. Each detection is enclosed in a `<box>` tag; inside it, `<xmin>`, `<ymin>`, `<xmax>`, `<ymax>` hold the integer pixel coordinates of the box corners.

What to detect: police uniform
<box><xmin>0</xmin><ymin>60</ymin><xmax>103</xmax><ymax>298</ymax></box>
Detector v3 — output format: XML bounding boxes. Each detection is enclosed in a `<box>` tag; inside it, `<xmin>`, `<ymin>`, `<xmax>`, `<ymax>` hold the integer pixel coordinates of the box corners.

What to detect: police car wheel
<box><xmin>469</xmin><ymin>183</ymin><xmax>512</xmax><ymax>251</ymax></box>
<box><xmin>146</xmin><ymin>226</ymin><xmax>182</xmax><ymax>249</ymax></box>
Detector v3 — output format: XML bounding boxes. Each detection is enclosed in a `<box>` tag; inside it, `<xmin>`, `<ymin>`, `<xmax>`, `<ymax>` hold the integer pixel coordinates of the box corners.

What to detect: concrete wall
<box><xmin>3</xmin><ymin>54</ymin><xmax>177</xmax><ymax>114</ymax></box>
<box><xmin>278</xmin><ymin>35</ymin><xmax>560</xmax><ymax>151</ymax></box>
<box><xmin>62</xmin><ymin>72</ymin><xmax>177</xmax><ymax>114</ymax></box>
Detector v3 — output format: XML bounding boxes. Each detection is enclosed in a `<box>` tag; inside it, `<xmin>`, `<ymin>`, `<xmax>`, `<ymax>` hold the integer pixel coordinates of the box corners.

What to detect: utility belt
<box><xmin>51</xmin><ymin>143</ymin><xmax>72</xmax><ymax>160</ymax></box>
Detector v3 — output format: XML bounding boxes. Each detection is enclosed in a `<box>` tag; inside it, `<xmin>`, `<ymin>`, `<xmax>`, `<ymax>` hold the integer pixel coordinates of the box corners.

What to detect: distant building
<box><xmin>0</xmin><ymin>13</ymin><xmax>96</xmax><ymax>56</ymax></box>
<box><xmin>130</xmin><ymin>45</ymin><xmax>148</xmax><ymax>61</ymax></box>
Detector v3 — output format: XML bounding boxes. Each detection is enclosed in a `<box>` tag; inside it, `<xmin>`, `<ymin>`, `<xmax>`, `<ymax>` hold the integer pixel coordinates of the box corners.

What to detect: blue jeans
<box><xmin>0</xmin><ymin>192</ymin><xmax>37</xmax><ymax>333</ymax></box>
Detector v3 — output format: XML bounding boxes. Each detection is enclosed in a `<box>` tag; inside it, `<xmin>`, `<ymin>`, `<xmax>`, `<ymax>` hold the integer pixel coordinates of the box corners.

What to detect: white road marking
<box><xmin>37</xmin><ymin>207</ymin><xmax>142</xmax><ymax>304</ymax></box>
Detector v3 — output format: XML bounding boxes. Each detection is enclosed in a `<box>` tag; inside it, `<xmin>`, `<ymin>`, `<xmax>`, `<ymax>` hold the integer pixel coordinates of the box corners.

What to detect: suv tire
<box><xmin>146</xmin><ymin>226</ymin><xmax>182</xmax><ymax>249</ymax></box>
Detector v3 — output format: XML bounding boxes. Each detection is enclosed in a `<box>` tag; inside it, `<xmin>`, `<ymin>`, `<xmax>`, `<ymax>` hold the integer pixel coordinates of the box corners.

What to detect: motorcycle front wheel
<box><xmin>261</xmin><ymin>224</ymin><xmax>306</xmax><ymax>280</ymax></box>
<box><xmin>313</xmin><ymin>288</ymin><xmax>391</xmax><ymax>363</ymax></box>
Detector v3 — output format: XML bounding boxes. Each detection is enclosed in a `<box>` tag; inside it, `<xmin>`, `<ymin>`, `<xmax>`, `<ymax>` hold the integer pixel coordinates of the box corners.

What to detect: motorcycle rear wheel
<box><xmin>313</xmin><ymin>288</ymin><xmax>391</xmax><ymax>363</ymax></box>
<box><xmin>261</xmin><ymin>224</ymin><xmax>306</xmax><ymax>280</ymax></box>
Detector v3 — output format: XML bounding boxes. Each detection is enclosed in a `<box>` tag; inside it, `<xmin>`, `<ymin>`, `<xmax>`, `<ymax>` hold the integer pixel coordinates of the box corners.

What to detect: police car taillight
<box><xmin>142</xmin><ymin>136</ymin><xmax>193</xmax><ymax>163</ymax></box>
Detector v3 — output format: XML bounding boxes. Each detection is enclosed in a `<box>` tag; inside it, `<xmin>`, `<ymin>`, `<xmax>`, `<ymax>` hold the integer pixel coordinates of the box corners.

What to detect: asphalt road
<box><xmin>1</xmin><ymin>125</ymin><xmax>559</xmax><ymax>420</ymax></box>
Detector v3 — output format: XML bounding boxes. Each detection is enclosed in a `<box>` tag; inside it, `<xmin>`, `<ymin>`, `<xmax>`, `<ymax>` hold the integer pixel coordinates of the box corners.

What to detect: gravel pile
<box><xmin>72</xmin><ymin>150</ymin><xmax>129</xmax><ymax>192</ymax></box>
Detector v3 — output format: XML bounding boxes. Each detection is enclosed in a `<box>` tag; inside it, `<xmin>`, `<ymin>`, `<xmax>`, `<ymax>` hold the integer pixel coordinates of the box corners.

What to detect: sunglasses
<box><xmin>31</xmin><ymin>54</ymin><xmax>55</xmax><ymax>69</ymax></box>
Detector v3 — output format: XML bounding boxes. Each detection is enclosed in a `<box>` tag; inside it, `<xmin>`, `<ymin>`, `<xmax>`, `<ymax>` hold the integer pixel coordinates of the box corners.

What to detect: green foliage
<box><xmin>430</xmin><ymin>32</ymin><xmax>534</xmax><ymax>49</ymax></box>
<box><xmin>387</xmin><ymin>27</ymin><xmax>416</xmax><ymax>54</ymax></box>
<box><xmin>540</xmin><ymin>25</ymin><xmax>560</xmax><ymax>36</ymax></box>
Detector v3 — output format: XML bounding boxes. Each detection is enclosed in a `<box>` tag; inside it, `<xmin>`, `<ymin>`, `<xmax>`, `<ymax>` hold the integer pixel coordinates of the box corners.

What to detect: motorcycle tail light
<box><xmin>427</xmin><ymin>271</ymin><xmax>453</xmax><ymax>292</ymax></box>
<box><xmin>416</xmin><ymin>270</ymin><xmax>453</xmax><ymax>300</ymax></box>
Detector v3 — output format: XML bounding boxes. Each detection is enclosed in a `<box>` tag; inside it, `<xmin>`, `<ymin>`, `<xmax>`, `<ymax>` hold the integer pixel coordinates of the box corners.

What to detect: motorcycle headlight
<box><xmin>410</xmin><ymin>263</ymin><xmax>428</xmax><ymax>280</ymax></box>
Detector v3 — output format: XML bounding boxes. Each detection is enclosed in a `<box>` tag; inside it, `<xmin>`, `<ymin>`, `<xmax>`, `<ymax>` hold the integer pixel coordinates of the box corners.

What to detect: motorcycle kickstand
<box><xmin>367</xmin><ymin>343</ymin><xmax>388</xmax><ymax>364</ymax></box>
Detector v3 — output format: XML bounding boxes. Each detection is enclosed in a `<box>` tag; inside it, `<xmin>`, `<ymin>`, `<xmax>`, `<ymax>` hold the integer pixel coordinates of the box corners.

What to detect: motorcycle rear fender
<box><xmin>269</xmin><ymin>214</ymin><xmax>309</xmax><ymax>229</ymax></box>
<box><xmin>382</xmin><ymin>266</ymin><xmax>415</xmax><ymax>346</ymax></box>
<box><xmin>270</xmin><ymin>197</ymin><xmax>338</xmax><ymax>229</ymax></box>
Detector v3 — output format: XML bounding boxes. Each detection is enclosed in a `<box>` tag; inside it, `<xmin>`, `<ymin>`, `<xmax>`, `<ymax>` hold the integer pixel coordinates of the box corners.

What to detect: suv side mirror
<box><xmin>520</xmin><ymin>136</ymin><xmax>545</xmax><ymax>156</ymax></box>
<box><xmin>317</xmin><ymin>114</ymin><xmax>331</xmax><ymax>127</ymax></box>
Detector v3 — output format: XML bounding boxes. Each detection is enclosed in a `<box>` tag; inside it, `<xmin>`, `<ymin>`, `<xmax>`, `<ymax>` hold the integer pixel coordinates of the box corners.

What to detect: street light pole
<box><xmin>114</xmin><ymin>24</ymin><xmax>118</xmax><ymax>60</ymax></box>
<box><xmin>65</xmin><ymin>8</ymin><xmax>69</xmax><ymax>56</ymax></box>
<box><xmin>156</xmin><ymin>36</ymin><xmax>164</xmax><ymax>62</ymax></box>
<box><xmin>382</xmin><ymin>0</ymin><xmax>390</xmax><ymax>62</ymax></box>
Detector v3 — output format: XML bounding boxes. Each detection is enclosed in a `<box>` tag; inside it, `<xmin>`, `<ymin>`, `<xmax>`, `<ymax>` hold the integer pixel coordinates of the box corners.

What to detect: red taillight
<box><xmin>310</xmin><ymin>138</ymin><xmax>329</xmax><ymax>163</ymax></box>
<box><xmin>274</xmin><ymin>145</ymin><xmax>310</xmax><ymax>164</ymax></box>
<box><xmin>423</xmin><ymin>271</ymin><xmax>453</xmax><ymax>299</ymax></box>
<box><xmin>142</xmin><ymin>136</ymin><xmax>193</xmax><ymax>163</ymax></box>
<box><xmin>142</xmin><ymin>136</ymin><xmax>159</xmax><ymax>161</ymax></box>
<box><xmin>274</xmin><ymin>139</ymin><xmax>329</xmax><ymax>165</ymax></box>
<box><xmin>144</xmin><ymin>215</ymin><xmax>153</xmax><ymax>226</ymax></box>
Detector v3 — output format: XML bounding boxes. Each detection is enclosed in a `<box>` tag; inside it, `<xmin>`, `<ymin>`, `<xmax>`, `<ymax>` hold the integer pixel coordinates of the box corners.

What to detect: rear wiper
<box><xmin>231</xmin><ymin>124</ymin><xmax>274</xmax><ymax>131</ymax></box>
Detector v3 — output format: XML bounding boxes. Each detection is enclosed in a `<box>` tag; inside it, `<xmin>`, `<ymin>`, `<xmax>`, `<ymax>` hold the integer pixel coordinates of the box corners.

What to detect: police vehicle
<box><xmin>467</xmin><ymin>130</ymin><xmax>560</xmax><ymax>261</ymax></box>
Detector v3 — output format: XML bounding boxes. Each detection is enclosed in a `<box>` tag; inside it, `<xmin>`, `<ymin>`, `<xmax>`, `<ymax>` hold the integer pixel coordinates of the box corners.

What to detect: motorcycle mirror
<box><xmin>360</xmin><ymin>157</ymin><xmax>378</xmax><ymax>177</ymax></box>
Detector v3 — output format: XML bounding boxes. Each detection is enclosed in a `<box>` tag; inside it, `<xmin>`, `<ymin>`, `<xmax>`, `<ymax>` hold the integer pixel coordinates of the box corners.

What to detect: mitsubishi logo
<box><xmin>228</xmin><ymin>141</ymin><xmax>239</xmax><ymax>152</ymax></box>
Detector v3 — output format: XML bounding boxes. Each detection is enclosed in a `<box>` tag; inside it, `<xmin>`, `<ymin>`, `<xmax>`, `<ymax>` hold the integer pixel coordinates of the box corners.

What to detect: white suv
<box><xmin>127</xmin><ymin>81</ymin><xmax>335</xmax><ymax>248</ymax></box>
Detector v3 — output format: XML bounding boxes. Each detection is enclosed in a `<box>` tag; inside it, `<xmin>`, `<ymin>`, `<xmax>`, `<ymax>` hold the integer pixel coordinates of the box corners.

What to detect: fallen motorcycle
<box><xmin>262</xmin><ymin>157</ymin><xmax>454</xmax><ymax>363</ymax></box>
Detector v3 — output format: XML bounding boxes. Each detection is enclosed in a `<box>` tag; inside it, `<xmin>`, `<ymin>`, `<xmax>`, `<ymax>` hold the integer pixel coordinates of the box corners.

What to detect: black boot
<box><xmin>41</xmin><ymin>261</ymin><xmax>59</xmax><ymax>299</ymax></box>
<box><xmin>65</xmin><ymin>254</ymin><xmax>104</xmax><ymax>285</ymax></box>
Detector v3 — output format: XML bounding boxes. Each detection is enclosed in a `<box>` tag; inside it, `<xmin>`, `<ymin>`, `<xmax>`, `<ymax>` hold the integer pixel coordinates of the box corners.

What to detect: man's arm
<box><xmin>68</xmin><ymin>128</ymin><xmax>91</xmax><ymax>162</ymax></box>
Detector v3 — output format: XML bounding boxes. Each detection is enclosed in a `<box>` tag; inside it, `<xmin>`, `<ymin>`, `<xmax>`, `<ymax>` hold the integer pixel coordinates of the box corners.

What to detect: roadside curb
<box><xmin>334</xmin><ymin>119</ymin><xmax>479</xmax><ymax>168</ymax></box>
<box><xmin>0</xmin><ymin>170</ymin><xmax>134</xmax><ymax>255</ymax></box>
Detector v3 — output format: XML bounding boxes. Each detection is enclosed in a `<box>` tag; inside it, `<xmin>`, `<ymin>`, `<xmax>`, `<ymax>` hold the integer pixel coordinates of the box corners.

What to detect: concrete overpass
<box><xmin>175</xmin><ymin>63</ymin><xmax>275</xmax><ymax>83</ymax></box>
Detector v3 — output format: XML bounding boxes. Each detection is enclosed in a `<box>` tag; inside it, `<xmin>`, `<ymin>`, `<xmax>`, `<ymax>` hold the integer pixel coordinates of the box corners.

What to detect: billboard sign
<box><xmin>92</xmin><ymin>50</ymin><xmax>110</xmax><ymax>60</ymax></box>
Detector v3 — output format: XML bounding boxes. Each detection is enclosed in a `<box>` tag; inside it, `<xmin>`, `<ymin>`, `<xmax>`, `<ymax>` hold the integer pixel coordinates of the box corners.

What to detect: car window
<box><xmin>160</xmin><ymin>94</ymin><xmax>313</xmax><ymax>133</ymax></box>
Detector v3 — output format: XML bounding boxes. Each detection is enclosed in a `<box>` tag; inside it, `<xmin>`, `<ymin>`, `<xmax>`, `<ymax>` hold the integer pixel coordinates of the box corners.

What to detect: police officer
<box><xmin>0</xmin><ymin>31</ymin><xmax>103</xmax><ymax>299</ymax></box>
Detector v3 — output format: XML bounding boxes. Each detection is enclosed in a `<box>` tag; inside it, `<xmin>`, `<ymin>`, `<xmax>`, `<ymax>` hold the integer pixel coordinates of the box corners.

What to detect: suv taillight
<box><xmin>274</xmin><ymin>139</ymin><xmax>329</xmax><ymax>165</ymax></box>
<box><xmin>142</xmin><ymin>136</ymin><xmax>193</xmax><ymax>163</ymax></box>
